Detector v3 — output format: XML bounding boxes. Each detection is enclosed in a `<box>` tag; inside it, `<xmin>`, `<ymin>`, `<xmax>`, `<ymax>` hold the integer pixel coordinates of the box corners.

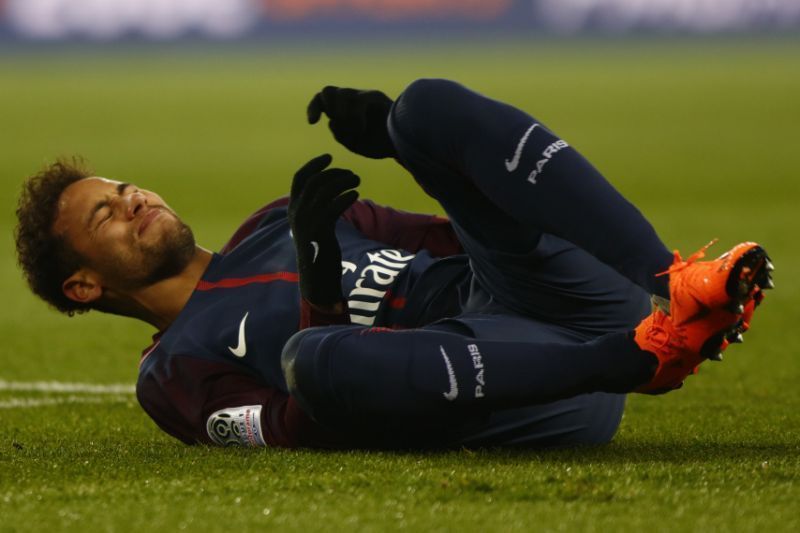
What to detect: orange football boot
<box><xmin>656</xmin><ymin>240</ymin><xmax>773</xmax><ymax>326</ymax></box>
<box><xmin>636</xmin><ymin>242</ymin><xmax>773</xmax><ymax>394</ymax></box>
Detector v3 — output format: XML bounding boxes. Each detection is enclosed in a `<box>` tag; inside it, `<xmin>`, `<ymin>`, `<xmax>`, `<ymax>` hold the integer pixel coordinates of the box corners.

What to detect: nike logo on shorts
<box><xmin>228</xmin><ymin>312</ymin><xmax>249</xmax><ymax>358</ymax></box>
<box><xmin>311</xmin><ymin>241</ymin><xmax>320</xmax><ymax>263</ymax></box>
<box><xmin>505</xmin><ymin>123</ymin><xmax>540</xmax><ymax>172</ymax></box>
<box><xmin>440</xmin><ymin>345</ymin><xmax>459</xmax><ymax>401</ymax></box>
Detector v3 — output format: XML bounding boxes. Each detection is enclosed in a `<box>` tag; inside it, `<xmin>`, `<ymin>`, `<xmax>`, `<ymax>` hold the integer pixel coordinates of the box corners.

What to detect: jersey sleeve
<box><xmin>137</xmin><ymin>355</ymin><xmax>344</xmax><ymax>448</ymax></box>
<box><xmin>341</xmin><ymin>199</ymin><xmax>463</xmax><ymax>257</ymax></box>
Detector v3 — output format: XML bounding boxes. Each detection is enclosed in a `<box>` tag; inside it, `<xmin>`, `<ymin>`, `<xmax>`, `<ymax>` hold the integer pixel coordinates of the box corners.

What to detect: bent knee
<box><xmin>400</xmin><ymin>78</ymin><xmax>467</xmax><ymax>107</ymax></box>
<box><xmin>281</xmin><ymin>327</ymin><xmax>352</xmax><ymax>421</ymax></box>
<box><xmin>392</xmin><ymin>78</ymin><xmax>470</xmax><ymax>131</ymax></box>
<box><xmin>281</xmin><ymin>326</ymin><xmax>356</xmax><ymax>398</ymax></box>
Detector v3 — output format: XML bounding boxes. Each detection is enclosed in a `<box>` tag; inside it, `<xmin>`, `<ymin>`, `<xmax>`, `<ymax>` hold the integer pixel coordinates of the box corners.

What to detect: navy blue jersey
<box><xmin>137</xmin><ymin>198</ymin><xmax>466</xmax><ymax>446</ymax></box>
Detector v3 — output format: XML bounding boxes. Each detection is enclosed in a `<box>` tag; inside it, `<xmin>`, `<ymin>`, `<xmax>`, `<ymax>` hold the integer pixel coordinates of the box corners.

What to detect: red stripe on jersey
<box><xmin>359</xmin><ymin>327</ymin><xmax>395</xmax><ymax>335</ymax></box>
<box><xmin>196</xmin><ymin>271</ymin><xmax>299</xmax><ymax>291</ymax></box>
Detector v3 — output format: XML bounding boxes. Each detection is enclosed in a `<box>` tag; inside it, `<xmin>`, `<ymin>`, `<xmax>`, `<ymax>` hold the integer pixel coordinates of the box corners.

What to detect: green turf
<box><xmin>1</xmin><ymin>38</ymin><xmax>799</xmax><ymax>532</ymax></box>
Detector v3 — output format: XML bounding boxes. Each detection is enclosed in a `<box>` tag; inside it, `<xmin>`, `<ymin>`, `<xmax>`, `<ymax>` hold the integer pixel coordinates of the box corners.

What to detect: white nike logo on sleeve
<box><xmin>504</xmin><ymin>123</ymin><xmax>539</xmax><ymax>172</ymax></box>
<box><xmin>440</xmin><ymin>345</ymin><xmax>459</xmax><ymax>401</ymax></box>
<box><xmin>228</xmin><ymin>312</ymin><xmax>249</xmax><ymax>358</ymax></box>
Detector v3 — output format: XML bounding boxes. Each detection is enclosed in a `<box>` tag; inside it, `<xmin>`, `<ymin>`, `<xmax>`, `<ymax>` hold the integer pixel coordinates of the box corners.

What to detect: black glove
<box><xmin>288</xmin><ymin>154</ymin><xmax>360</xmax><ymax>307</ymax></box>
<box><xmin>307</xmin><ymin>86</ymin><xmax>396</xmax><ymax>159</ymax></box>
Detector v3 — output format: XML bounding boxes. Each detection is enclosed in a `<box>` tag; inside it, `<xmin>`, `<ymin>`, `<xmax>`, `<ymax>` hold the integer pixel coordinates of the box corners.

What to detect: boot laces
<box><xmin>656</xmin><ymin>238</ymin><xmax>718</xmax><ymax>277</ymax></box>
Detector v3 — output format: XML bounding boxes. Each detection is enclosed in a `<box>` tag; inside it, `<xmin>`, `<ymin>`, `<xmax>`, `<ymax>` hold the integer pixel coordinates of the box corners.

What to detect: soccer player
<box><xmin>15</xmin><ymin>79</ymin><xmax>772</xmax><ymax>449</ymax></box>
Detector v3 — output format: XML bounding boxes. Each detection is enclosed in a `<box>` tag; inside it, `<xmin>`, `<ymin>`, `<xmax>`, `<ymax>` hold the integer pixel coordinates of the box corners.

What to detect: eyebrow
<box><xmin>87</xmin><ymin>182</ymin><xmax>131</xmax><ymax>228</ymax></box>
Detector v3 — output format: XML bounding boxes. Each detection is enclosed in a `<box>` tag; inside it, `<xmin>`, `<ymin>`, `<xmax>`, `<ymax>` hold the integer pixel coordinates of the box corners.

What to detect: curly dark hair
<box><xmin>15</xmin><ymin>159</ymin><xmax>94</xmax><ymax>316</ymax></box>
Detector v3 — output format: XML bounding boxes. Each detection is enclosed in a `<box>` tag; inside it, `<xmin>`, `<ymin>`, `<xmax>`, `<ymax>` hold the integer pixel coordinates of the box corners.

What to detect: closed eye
<box><xmin>90</xmin><ymin>205</ymin><xmax>111</xmax><ymax>231</ymax></box>
<box><xmin>89</xmin><ymin>182</ymin><xmax>135</xmax><ymax>230</ymax></box>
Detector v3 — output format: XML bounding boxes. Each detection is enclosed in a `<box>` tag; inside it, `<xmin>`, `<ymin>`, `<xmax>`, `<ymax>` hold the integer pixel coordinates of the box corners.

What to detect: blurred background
<box><xmin>2</xmin><ymin>0</ymin><xmax>800</xmax><ymax>39</ymax></box>
<box><xmin>0</xmin><ymin>0</ymin><xmax>798</xmax><ymax>383</ymax></box>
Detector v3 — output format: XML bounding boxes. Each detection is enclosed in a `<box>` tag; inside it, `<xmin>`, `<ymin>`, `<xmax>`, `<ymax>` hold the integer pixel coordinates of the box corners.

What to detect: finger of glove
<box><xmin>299</xmin><ymin>170</ymin><xmax>360</xmax><ymax>223</ymax></box>
<box><xmin>320</xmin><ymin>86</ymin><xmax>366</xmax><ymax>127</ymax></box>
<box><xmin>307</xmin><ymin>91</ymin><xmax>326</xmax><ymax>124</ymax></box>
<box><xmin>291</xmin><ymin>154</ymin><xmax>333</xmax><ymax>201</ymax></box>
<box><xmin>300</xmin><ymin>169</ymin><xmax>360</xmax><ymax>209</ymax></box>
<box><xmin>328</xmin><ymin>189</ymin><xmax>360</xmax><ymax>220</ymax></box>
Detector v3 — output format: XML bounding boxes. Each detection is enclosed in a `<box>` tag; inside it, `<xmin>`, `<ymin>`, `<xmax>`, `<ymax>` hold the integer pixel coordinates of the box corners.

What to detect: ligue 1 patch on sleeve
<box><xmin>206</xmin><ymin>405</ymin><xmax>267</xmax><ymax>447</ymax></box>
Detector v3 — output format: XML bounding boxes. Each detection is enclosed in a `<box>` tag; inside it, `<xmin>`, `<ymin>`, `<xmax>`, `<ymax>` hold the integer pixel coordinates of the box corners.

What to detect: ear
<box><xmin>62</xmin><ymin>269</ymin><xmax>103</xmax><ymax>304</ymax></box>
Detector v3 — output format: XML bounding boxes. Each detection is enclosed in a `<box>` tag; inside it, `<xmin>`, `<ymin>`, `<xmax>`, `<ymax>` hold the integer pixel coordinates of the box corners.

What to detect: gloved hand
<box><xmin>288</xmin><ymin>154</ymin><xmax>360</xmax><ymax>308</ymax></box>
<box><xmin>307</xmin><ymin>86</ymin><xmax>396</xmax><ymax>159</ymax></box>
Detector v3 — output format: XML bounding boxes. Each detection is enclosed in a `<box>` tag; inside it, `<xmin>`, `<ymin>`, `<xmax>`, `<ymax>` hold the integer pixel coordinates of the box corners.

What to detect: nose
<box><xmin>122</xmin><ymin>190</ymin><xmax>147</xmax><ymax>220</ymax></box>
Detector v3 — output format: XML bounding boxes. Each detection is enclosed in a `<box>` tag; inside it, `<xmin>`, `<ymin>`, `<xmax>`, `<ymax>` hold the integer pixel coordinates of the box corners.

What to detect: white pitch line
<box><xmin>0</xmin><ymin>379</ymin><xmax>135</xmax><ymax>394</ymax></box>
<box><xmin>0</xmin><ymin>395</ymin><xmax>132</xmax><ymax>409</ymax></box>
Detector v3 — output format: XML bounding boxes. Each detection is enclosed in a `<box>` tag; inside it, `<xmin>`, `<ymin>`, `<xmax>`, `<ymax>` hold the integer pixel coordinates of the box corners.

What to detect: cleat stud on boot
<box><xmin>732</xmin><ymin>333</ymin><xmax>744</xmax><ymax>343</ymax></box>
<box><xmin>727</xmin><ymin>301</ymin><xmax>745</xmax><ymax>314</ymax></box>
<box><xmin>709</xmin><ymin>352</ymin><xmax>724</xmax><ymax>361</ymax></box>
<box><xmin>765</xmin><ymin>260</ymin><xmax>774</xmax><ymax>272</ymax></box>
<box><xmin>764</xmin><ymin>277</ymin><xmax>775</xmax><ymax>289</ymax></box>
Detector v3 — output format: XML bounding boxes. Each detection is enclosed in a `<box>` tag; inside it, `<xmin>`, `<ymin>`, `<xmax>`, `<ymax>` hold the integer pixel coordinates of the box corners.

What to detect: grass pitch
<box><xmin>1</xmin><ymin>37</ymin><xmax>799</xmax><ymax>532</ymax></box>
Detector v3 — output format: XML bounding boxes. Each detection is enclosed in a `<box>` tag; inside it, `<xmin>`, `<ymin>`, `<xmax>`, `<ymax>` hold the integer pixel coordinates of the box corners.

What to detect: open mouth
<box><xmin>138</xmin><ymin>208</ymin><xmax>163</xmax><ymax>236</ymax></box>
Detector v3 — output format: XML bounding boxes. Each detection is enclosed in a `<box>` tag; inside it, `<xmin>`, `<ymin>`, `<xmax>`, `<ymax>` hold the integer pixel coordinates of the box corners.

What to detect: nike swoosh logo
<box><xmin>440</xmin><ymin>345</ymin><xmax>459</xmax><ymax>401</ymax></box>
<box><xmin>228</xmin><ymin>312</ymin><xmax>249</xmax><ymax>358</ymax></box>
<box><xmin>505</xmin><ymin>123</ymin><xmax>539</xmax><ymax>172</ymax></box>
<box><xmin>311</xmin><ymin>241</ymin><xmax>319</xmax><ymax>263</ymax></box>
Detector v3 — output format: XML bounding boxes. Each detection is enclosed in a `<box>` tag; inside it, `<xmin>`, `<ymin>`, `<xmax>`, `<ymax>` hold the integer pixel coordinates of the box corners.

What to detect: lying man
<box><xmin>15</xmin><ymin>79</ymin><xmax>773</xmax><ymax>449</ymax></box>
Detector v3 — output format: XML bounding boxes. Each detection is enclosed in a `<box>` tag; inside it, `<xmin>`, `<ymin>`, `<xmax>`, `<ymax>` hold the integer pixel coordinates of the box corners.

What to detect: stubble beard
<box><xmin>105</xmin><ymin>213</ymin><xmax>197</xmax><ymax>291</ymax></box>
<box><xmin>140</xmin><ymin>217</ymin><xmax>196</xmax><ymax>286</ymax></box>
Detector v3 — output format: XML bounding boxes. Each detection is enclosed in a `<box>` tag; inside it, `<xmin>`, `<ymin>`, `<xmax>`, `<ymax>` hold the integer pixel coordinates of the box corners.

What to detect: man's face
<box><xmin>54</xmin><ymin>177</ymin><xmax>195</xmax><ymax>292</ymax></box>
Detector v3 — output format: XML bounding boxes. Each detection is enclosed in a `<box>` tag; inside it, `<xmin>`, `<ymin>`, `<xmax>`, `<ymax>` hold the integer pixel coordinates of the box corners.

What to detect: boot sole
<box><xmin>701</xmin><ymin>245</ymin><xmax>773</xmax><ymax>359</ymax></box>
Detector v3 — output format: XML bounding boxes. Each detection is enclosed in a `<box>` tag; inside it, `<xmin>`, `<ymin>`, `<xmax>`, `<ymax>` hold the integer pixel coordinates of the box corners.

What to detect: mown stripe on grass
<box><xmin>0</xmin><ymin>379</ymin><xmax>135</xmax><ymax>394</ymax></box>
<box><xmin>0</xmin><ymin>395</ymin><xmax>132</xmax><ymax>409</ymax></box>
